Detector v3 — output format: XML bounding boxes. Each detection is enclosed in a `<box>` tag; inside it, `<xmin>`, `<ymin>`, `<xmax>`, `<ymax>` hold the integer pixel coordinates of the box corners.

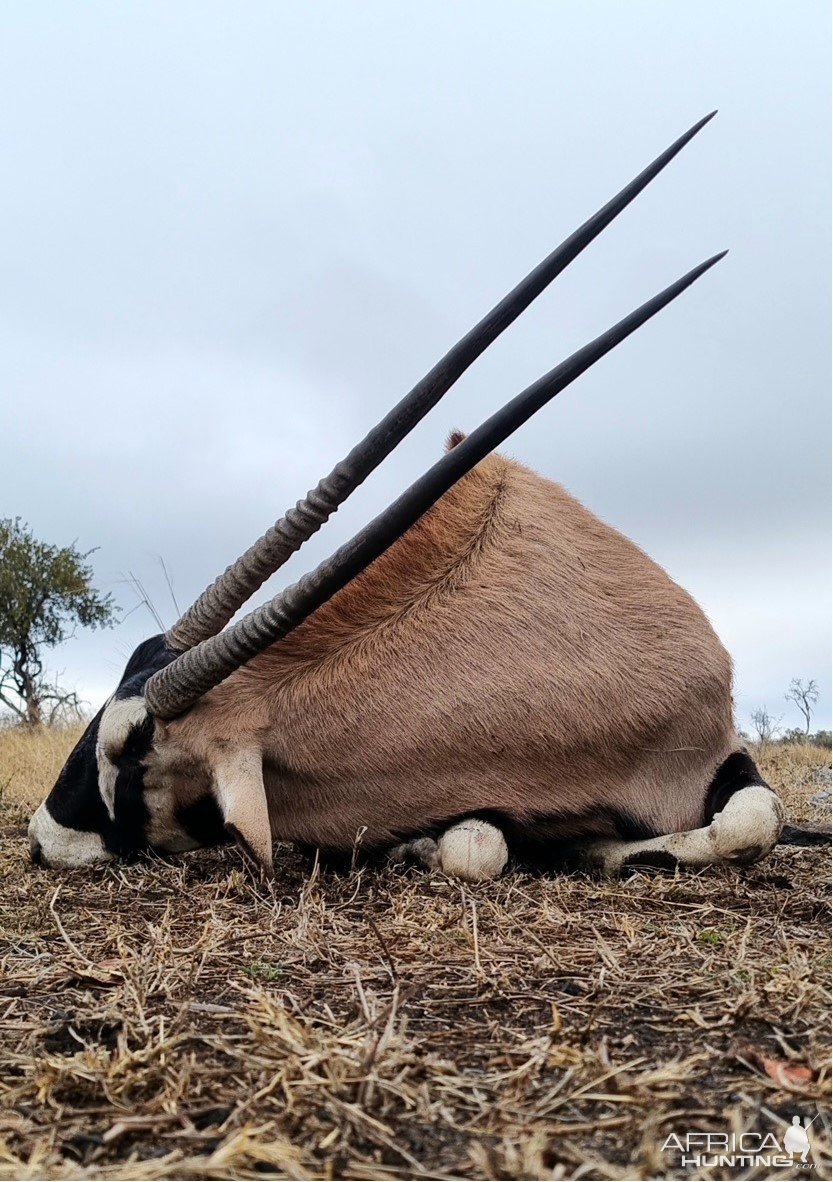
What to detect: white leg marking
<box><xmin>585</xmin><ymin>785</ymin><xmax>785</xmax><ymax>875</ymax></box>
<box><xmin>212</xmin><ymin>747</ymin><xmax>273</xmax><ymax>873</ymax></box>
<box><xmin>437</xmin><ymin>819</ymin><xmax>509</xmax><ymax>882</ymax></box>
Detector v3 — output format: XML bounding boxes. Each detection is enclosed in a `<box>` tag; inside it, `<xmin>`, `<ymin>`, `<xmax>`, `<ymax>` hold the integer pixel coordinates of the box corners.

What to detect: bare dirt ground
<box><xmin>0</xmin><ymin>730</ymin><xmax>830</xmax><ymax>1180</ymax></box>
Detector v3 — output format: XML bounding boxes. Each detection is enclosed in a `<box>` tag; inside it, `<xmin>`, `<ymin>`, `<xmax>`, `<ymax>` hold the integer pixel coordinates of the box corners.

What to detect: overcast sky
<box><xmin>2</xmin><ymin>2</ymin><xmax>830</xmax><ymax>732</ymax></box>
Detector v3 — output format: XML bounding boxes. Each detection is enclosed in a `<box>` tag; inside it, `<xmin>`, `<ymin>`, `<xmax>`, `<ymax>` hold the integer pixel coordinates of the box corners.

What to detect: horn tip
<box><xmin>688</xmin><ymin>110</ymin><xmax>718</xmax><ymax>136</ymax></box>
<box><xmin>692</xmin><ymin>249</ymin><xmax>728</xmax><ymax>278</ymax></box>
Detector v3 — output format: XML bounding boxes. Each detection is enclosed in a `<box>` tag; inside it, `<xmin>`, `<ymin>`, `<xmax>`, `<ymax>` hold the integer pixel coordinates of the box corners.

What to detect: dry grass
<box><xmin>0</xmin><ymin>725</ymin><xmax>86</xmax><ymax>815</ymax></box>
<box><xmin>0</xmin><ymin>730</ymin><xmax>830</xmax><ymax>1180</ymax></box>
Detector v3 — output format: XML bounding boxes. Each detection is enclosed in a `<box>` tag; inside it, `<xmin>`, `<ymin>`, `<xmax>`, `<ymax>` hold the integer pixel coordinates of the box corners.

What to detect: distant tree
<box><xmin>785</xmin><ymin>678</ymin><xmax>819</xmax><ymax>738</ymax></box>
<box><xmin>811</xmin><ymin>730</ymin><xmax>832</xmax><ymax>749</ymax></box>
<box><xmin>749</xmin><ymin>707</ymin><xmax>781</xmax><ymax>745</ymax></box>
<box><xmin>0</xmin><ymin>518</ymin><xmax>117</xmax><ymax>726</ymax></box>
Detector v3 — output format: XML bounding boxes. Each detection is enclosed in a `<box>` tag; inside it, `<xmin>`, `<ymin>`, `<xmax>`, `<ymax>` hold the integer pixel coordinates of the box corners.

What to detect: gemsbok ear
<box><xmin>212</xmin><ymin>748</ymin><xmax>274</xmax><ymax>874</ymax></box>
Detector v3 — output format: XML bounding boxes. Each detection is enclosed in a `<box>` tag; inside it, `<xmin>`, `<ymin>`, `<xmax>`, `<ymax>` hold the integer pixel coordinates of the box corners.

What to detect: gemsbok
<box><xmin>30</xmin><ymin>113</ymin><xmax>822</xmax><ymax>880</ymax></box>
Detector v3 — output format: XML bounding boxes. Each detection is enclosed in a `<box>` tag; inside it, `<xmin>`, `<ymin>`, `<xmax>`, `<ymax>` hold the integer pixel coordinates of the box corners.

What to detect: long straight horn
<box><xmin>145</xmin><ymin>250</ymin><xmax>726</xmax><ymax>719</ymax></box>
<box><xmin>164</xmin><ymin>112</ymin><xmax>717</xmax><ymax>653</ymax></box>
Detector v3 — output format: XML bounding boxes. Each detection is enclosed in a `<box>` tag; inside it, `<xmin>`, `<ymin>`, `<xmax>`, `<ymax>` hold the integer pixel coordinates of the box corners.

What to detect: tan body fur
<box><xmin>151</xmin><ymin>449</ymin><xmax>738</xmax><ymax>855</ymax></box>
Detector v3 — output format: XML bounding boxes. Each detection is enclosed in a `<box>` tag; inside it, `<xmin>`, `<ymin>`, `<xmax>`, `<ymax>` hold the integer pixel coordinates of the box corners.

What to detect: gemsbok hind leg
<box><xmin>582</xmin><ymin>784</ymin><xmax>786</xmax><ymax>875</ymax></box>
<box><xmin>388</xmin><ymin>818</ymin><xmax>509</xmax><ymax>882</ymax></box>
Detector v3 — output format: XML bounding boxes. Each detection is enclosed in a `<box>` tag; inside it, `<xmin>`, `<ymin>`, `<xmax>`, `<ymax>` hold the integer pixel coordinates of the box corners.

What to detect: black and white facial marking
<box><xmin>28</xmin><ymin>635</ymin><xmax>217</xmax><ymax>870</ymax></box>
